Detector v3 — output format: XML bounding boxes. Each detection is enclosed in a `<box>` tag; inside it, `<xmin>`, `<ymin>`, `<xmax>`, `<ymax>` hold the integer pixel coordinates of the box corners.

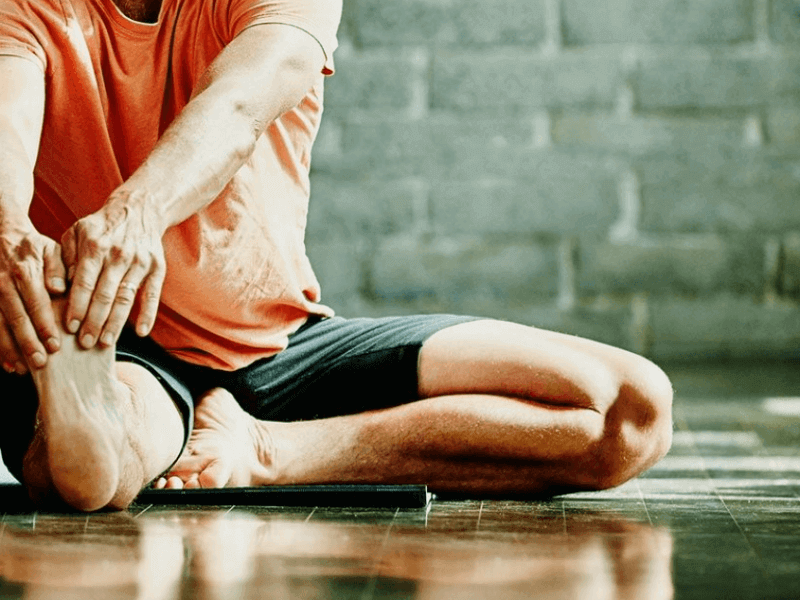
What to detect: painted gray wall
<box><xmin>306</xmin><ymin>0</ymin><xmax>800</xmax><ymax>361</ymax></box>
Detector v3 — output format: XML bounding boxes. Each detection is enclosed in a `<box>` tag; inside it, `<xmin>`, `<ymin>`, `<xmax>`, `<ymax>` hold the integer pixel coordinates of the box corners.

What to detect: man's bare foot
<box><xmin>21</xmin><ymin>299</ymin><xmax>183</xmax><ymax>511</ymax></box>
<box><xmin>156</xmin><ymin>388</ymin><xmax>275</xmax><ymax>489</ymax></box>
<box><xmin>25</xmin><ymin>321</ymin><xmax>144</xmax><ymax>510</ymax></box>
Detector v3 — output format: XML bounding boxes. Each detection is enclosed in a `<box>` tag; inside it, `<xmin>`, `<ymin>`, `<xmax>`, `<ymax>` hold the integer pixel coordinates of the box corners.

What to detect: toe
<box><xmin>198</xmin><ymin>458</ymin><xmax>232</xmax><ymax>488</ymax></box>
<box><xmin>165</xmin><ymin>476</ymin><xmax>184</xmax><ymax>489</ymax></box>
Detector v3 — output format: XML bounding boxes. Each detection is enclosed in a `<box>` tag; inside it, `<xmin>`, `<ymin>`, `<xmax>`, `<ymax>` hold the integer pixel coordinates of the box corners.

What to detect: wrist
<box><xmin>0</xmin><ymin>206</ymin><xmax>36</xmax><ymax>237</ymax></box>
<box><xmin>105</xmin><ymin>187</ymin><xmax>168</xmax><ymax>238</ymax></box>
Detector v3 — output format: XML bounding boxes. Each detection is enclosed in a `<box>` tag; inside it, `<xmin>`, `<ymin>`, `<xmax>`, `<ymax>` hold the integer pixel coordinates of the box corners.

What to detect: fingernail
<box><xmin>3</xmin><ymin>362</ymin><xmax>13</xmax><ymax>373</ymax></box>
<box><xmin>80</xmin><ymin>334</ymin><xmax>94</xmax><ymax>348</ymax></box>
<box><xmin>31</xmin><ymin>352</ymin><xmax>46</xmax><ymax>368</ymax></box>
<box><xmin>14</xmin><ymin>362</ymin><xmax>27</xmax><ymax>375</ymax></box>
<box><xmin>49</xmin><ymin>277</ymin><xmax>66</xmax><ymax>292</ymax></box>
<box><xmin>68</xmin><ymin>320</ymin><xmax>80</xmax><ymax>333</ymax></box>
<box><xmin>100</xmin><ymin>332</ymin><xmax>114</xmax><ymax>346</ymax></box>
<box><xmin>136</xmin><ymin>324</ymin><xmax>149</xmax><ymax>337</ymax></box>
<box><xmin>45</xmin><ymin>337</ymin><xmax>60</xmax><ymax>353</ymax></box>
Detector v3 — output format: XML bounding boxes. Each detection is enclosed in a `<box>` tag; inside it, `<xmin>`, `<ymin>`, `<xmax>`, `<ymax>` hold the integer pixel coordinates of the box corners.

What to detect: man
<box><xmin>0</xmin><ymin>0</ymin><xmax>673</xmax><ymax>512</ymax></box>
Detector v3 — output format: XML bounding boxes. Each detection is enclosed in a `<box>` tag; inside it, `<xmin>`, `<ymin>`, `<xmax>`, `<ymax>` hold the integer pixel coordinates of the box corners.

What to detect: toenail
<box><xmin>31</xmin><ymin>352</ymin><xmax>46</xmax><ymax>368</ymax></box>
<box><xmin>68</xmin><ymin>319</ymin><xmax>80</xmax><ymax>333</ymax></box>
<box><xmin>80</xmin><ymin>334</ymin><xmax>94</xmax><ymax>347</ymax></box>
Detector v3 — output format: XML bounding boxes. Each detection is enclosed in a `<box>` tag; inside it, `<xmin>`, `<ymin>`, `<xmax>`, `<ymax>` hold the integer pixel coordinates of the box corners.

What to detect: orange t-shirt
<box><xmin>0</xmin><ymin>0</ymin><xmax>341</xmax><ymax>370</ymax></box>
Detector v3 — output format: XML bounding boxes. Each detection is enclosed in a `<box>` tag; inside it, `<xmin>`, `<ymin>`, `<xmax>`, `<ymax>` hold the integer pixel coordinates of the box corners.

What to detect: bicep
<box><xmin>193</xmin><ymin>24</ymin><xmax>326</xmax><ymax>123</ymax></box>
<box><xmin>0</xmin><ymin>55</ymin><xmax>45</xmax><ymax>167</ymax></box>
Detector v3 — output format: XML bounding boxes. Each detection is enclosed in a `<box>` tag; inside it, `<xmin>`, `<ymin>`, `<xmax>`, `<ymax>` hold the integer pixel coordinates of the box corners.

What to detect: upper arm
<box><xmin>193</xmin><ymin>24</ymin><xmax>327</xmax><ymax>126</ymax></box>
<box><xmin>0</xmin><ymin>55</ymin><xmax>45</xmax><ymax>168</ymax></box>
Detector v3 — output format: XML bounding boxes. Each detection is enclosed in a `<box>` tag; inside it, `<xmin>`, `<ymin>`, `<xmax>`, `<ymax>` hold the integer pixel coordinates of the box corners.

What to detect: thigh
<box><xmin>418</xmin><ymin>319</ymin><xmax>662</xmax><ymax>409</ymax></box>
<box><xmin>223</xmin><ymin>314</ymin><xmax>477</xmax><ymax>421</ymax></box>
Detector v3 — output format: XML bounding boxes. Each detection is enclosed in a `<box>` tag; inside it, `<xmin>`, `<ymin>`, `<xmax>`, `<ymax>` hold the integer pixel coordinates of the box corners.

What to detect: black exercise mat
<box><xmin>134</xmin><ymin>484</ymin><xmax>431</xmax><ymax>508</ymax></box>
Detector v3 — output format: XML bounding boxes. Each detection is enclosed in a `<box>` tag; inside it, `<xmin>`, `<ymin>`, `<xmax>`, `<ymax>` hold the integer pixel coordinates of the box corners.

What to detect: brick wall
<box><xmin>305</xmin><ymin>0</ymin><xmax>800</xmax><ymax>361</ymax></box>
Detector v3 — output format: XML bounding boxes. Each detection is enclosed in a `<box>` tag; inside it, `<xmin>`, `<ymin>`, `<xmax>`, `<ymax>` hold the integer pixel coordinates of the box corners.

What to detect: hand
<box><xmin>61</xmin><ymin>189</ymin><xmax>167</xmax><ymax>349</ymax></box>
<box><xmin>0</xmin><ymin>224</ymin><xmax>66</xmax><ymax>373</ymax></box>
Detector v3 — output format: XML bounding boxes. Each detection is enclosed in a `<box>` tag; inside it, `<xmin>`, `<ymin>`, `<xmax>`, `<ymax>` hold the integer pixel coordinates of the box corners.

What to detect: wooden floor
<box><xmin>1</xmin><ymin>361</ymin><xmax>800</xmax><ymax>600</ymax></box>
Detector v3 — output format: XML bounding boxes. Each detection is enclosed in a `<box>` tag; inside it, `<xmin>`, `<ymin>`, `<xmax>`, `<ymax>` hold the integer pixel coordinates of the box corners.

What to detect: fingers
<box><xmin>135</xmin><ymin>262</ymin><xmax>165</xmax><ymax>337</ymax></box>
<box><xmin>63</xmin><ymin>218</ymin><xmax>166</xmax><ymax>348</ymax></box>
<box><xmin>0</xmin><ymin>264</ymin><xmax>57</xmax><ymax>371</ymax></box>
<box><xmin>98</xmin><ymin>279</ymin><xmax>140</xmax><ymax>346</ymax></box>
<box><xmin>88</xmin><ymin>260</ymin><xmax>164</xmax><ymax>348</ymax></box>
<box><xmin>0</xmin><ymin>310</ymin><xmax>26</xmax><ymax>374</ymax></box>
<box><xmin>81</xmin><ymin>265</ymin><xmax>140</xmax><ymax>348</ymax></box>
<box><xmin>63</xmin><ymin>219</ymin><xmax>105</xmax><ymax>338</ymax></box>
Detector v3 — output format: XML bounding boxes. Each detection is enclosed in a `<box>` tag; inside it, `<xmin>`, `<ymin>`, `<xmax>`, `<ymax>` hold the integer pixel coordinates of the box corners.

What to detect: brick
<box><xmin>324</xmin><ymin>51</ymin><xmax>424</xmax><ymax>111</ymax></box>
<box><xmin>552</xmin><ymin>113</ymin><xmax>746</xmax><ymax>155</ymax></box>
<box><xmin>346</xmin><ymin>0</ymin><xmax>546</xmax><ymax>47</ymax></box>
<box><xmin>577</xmin><ymin>236</ymin><xmax>765</xmax><ymax>295</ymax></box>
<box><xmin>430</xmin><ymin>176</ymin><xmax>618</xmax><ymax>235</ymax></box>
<box><xmin>306</xmin><ymin>240</ymin><xmax>368</xmax><ymax>310</ymax></box>
<box><xmin>634</xmin><ymin>55</ymin><xmax>766</xmax><ymax>109</ymax></box>
<box><xmin>307</xmin><ymin>176</ymin><xmax>420</xmax><ymax>240</ymax></box>
<box><xmin>767</xmin><ymin>106</ymin><xmax>800</xmax><ymax>145</ymax></box>
<box><xmin>638</xmin><ymin>151</ymin><xmax>800</xmax><ymax>233</ymax></box>
<box><xmin>772</xmin><ymin>54</ymin><xmax>800</xmax><ymax>104</ymax></box>
<box><xmin>330</xmin><ymin>116</ymin><xmax>535</xmax><ymax>179</ymax></box>
<box><xmin>650</xmin><ymin>296</ymin><xmax>800</xmax><ymax>360</ymax></box>
<box><xmin>633</xmin><ymin>54</ymin><xmax>800</xmax><ymax>110</ymax></box>
<box><xmin>562</xmin><ymin>0</ymin><xmax>754</xmax><ymax>45</ymax></box>
<box><xmin>432</xmin><ymin>50</ymin><xmax>622</xmax><ymax>111</ymax></box>
<box><xmin>524</xmin><ymin>304</ymin><xmax>634</xmax><ymax>350</ymax></box>
<box><xmin>771</xmin><ymin>0</ymin><xmax>800</xmax><ymax>43</ymax></box>
<box><xmin>321</xmin><ymin>116</ymin><xmax>626</xmax><ymax>182</ymax></box>
<box><xmin>781</xmin><ymin>232</ymin><xmax>800</xmax><ymax>297</ymax></box>
<box><xmin>330</xmin><ymin>297</ymin><xmax>632</xmax><ymax>348</ymax></box>
<box><xmin>370</xmin><ymin>235</ymin><xmax>559</xmax><ymax>303</ymax></box>
<box><xmin>310</xmin><ymin>118</ymin><xmax>343</xmax><ymax>174</ymax></box>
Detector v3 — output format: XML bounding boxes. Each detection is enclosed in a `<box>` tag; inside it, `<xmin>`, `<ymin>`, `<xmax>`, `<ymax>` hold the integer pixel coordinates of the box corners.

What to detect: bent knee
<box><xmin>583</xmin><ymin>358</ymin><xmax>674</xmax><ymax>491</ymax></box>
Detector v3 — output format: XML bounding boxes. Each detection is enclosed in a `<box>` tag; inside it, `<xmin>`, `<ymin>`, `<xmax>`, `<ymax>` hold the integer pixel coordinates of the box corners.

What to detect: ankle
<box><xmin>250</xmin><ymin>419</ymin><xmax>279</xmax><ymax>486</ymax></box>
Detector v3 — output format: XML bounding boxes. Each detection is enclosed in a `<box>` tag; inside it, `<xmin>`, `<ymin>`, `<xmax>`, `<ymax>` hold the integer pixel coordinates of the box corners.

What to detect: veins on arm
<box><xmin>118</xmin><ymin>24</ymin><xmax>326</xmax><ymax>231</ymax></box>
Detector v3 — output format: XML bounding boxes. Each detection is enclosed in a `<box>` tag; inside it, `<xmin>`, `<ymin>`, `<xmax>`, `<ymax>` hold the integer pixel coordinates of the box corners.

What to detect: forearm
<box><xmin>114</xmin><ymin>25</ymin><xmax>323</xmax><ymax>232</ymax></box>
<box><xmin>116</xmin><ymin>87</ymin><xmax>260</xmax><ymax>231</ymax></box>
<box><xmin>0</xmin><ymin>123</ymin><xmax>36</xmax><ymax>231</ymax></box>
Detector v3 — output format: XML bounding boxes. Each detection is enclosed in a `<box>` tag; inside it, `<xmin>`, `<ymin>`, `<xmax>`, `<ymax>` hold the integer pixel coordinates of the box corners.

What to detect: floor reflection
<box><xmin>0</xmin><ymin>507</ymin><xmax>673</xmax><ymax>600</ymax></box>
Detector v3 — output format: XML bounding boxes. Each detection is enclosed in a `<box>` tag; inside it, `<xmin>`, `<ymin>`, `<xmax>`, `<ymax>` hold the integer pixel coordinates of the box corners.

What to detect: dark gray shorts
<box><xmin>0</xmin><ymin>314</ymin><xmax>476</xmax><ymax>482</ymax></box>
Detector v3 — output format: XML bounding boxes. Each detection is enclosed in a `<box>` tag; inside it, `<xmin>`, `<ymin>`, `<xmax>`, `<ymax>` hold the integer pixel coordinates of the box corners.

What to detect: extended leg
<box><xmin>21</xmin><ymin>298</ymin><xmax>185</xmax><ymax>511</ymax></box>
<box><xmin>163</xmin><ymin>320</ymin><xmax>672</xmax><ymax>495</ymax></box>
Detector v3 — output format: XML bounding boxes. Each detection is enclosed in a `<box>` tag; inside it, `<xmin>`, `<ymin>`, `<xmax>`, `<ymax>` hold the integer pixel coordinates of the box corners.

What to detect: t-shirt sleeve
<box><xmin>222</xmin><ymin>0</ymin><xmax>342</xmax><ymax>75</ymax></box>
<box><xmin>0</xmin><ymin>0</ymin><xmax>48</xmax><ymax>72</ymax></box>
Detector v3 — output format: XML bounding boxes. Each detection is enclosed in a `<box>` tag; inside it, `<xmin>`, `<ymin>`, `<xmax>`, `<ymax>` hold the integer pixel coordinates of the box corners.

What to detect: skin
<box><xmin>157</xmin><ymin>320</ymin><xmax>673</xmax><ymax>495</ymax></box>
<box><xmin>0</xmin><ymin>0</ymin><xmax>674</xmax><ymax>510</ymax></box>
